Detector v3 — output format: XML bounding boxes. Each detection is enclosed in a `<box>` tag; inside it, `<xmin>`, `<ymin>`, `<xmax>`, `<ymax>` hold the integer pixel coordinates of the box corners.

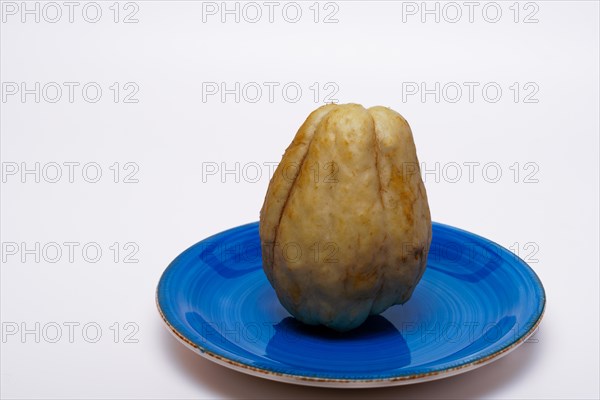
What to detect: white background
<box><xmin>1</xmin><ymin>1</ymin><xmax>599</xmax><ymax>398</ymax></box>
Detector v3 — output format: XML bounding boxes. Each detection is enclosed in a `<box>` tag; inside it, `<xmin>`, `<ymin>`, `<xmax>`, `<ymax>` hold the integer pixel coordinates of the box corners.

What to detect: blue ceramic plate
<box><xmin>157</xmin><ymin>222</ymin><xmax>545</xmax><ymax>387</ymax></box>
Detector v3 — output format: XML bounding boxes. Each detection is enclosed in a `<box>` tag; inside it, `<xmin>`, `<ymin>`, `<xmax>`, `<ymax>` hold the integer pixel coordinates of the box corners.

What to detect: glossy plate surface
<box><xmin>157</xmin><ymin>222</ymin><xmax>545</xmax><ymax>387</ymax></box>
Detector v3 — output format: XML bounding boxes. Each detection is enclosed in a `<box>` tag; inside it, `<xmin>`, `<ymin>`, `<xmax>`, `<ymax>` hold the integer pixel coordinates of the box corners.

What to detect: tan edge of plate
<box><xmin>156</xmin><ymin>293</ymin><xmax>545</xmax><ymax>389</ymax></box>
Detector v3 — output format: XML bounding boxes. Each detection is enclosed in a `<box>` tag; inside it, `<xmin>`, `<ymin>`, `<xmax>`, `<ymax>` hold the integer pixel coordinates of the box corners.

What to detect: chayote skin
<box><xmin>260</xmin><ymin>103</ymin><xmax>431</xmax><ymax>332</ymax></box>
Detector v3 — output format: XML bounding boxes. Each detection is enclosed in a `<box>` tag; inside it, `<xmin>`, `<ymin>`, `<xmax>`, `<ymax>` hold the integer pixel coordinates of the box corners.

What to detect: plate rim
<box><xmin>156</xmin><ymin>221</ymin><xmax>546</xmax><ymax>387</ymax></box>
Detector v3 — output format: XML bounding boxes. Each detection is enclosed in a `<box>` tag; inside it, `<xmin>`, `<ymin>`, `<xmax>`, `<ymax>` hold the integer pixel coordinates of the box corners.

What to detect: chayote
<box><xmin>260</xmin><ymin>103</ymin><xmax>431</xmax><ymax>331</ymax></box>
